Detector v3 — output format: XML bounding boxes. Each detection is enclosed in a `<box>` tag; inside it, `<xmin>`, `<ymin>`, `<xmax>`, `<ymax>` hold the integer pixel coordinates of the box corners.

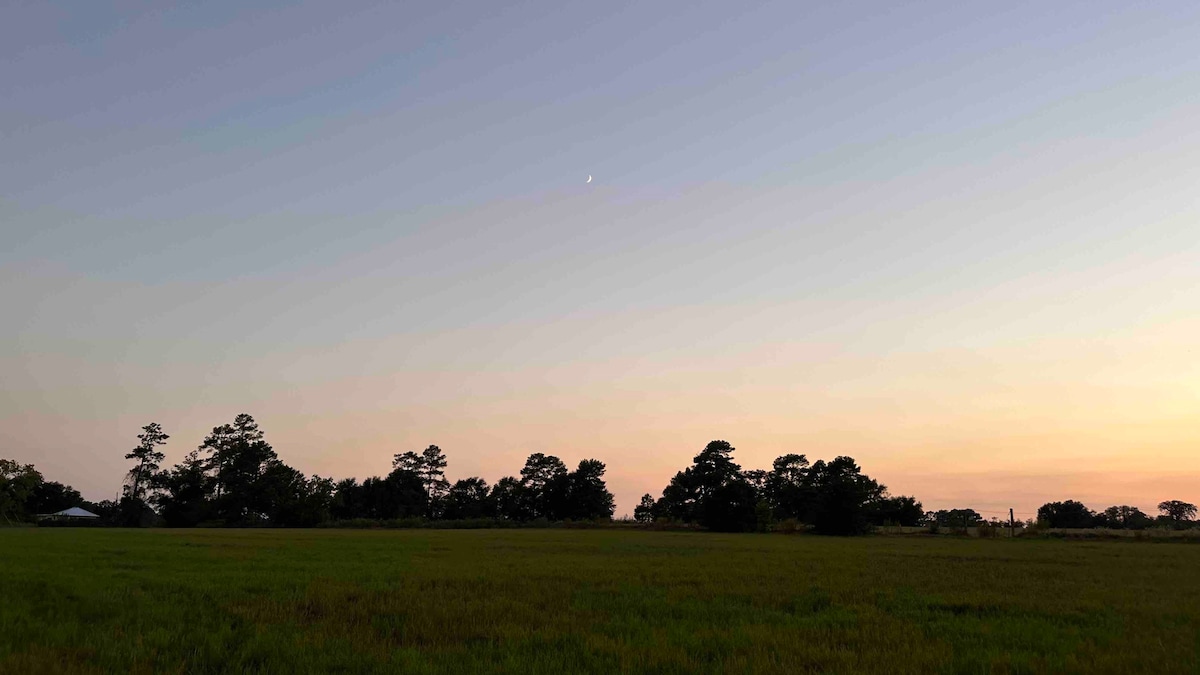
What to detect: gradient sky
<box><xmin>4</xmin><ymin>1</ymin><xmax>1198</xmax><ymax>519</ymax></box>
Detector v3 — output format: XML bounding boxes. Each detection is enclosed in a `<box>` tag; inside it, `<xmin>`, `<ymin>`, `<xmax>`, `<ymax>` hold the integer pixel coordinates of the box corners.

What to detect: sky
<box><xmin>3</xmin><ymin>1</ymin><xmax>1198</xmax><ymax>520</ymax></box>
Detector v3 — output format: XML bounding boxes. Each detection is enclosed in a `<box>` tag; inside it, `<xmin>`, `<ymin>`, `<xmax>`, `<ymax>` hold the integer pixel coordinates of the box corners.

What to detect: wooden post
<box><xmin>1009</xmin><ymin>508</ymin><xmax>1015</xmax><ymax>538</ymax></box>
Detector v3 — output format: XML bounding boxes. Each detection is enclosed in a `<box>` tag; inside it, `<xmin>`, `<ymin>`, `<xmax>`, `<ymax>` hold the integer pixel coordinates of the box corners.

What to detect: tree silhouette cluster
<box><xmin>0</xmin><ymin>458</ymin><xmax>108</xmax><ymax>525</ymax></box>
<box><xmin>148</xmin><ymin>414</ymin><xmax>614</xmax><ymax>527</ymax></box>
<box><xmin>925</xmin><ymin>509</ymin><xmax>986</xmax><ymax>528</ymax></box>
<box><xmin>635</xmin><ymin>440</ymin><xmax>924</xmax><ymax>535</ymax></box>
<box><xmin>1036</xmin><ymin>499</ymin><xmax>1196</xmax><ymax>530</ymax></box>
<box><xmin>4</xmin><ymin>422</ymin><xmax>1197</xmax><ymax>536</ymax></box>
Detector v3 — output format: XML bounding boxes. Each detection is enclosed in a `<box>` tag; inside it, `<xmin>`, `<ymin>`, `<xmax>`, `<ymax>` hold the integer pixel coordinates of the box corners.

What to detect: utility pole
<box><xmin>1009</xmin><ymin>508</ymin><xmax>1015</xmax><ymax>538</ymax></box>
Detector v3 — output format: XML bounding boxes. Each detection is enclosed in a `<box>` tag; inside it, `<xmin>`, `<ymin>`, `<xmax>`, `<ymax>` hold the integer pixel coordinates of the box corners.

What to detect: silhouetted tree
<box><xmin>564</xmin><ymin>459</ymin><xmax>615</xmax><ymax>520</ymax></box>
<box><xmin>700</xmin><ymin>478</ymin><xmax>758</xmax><ymax>532</ymax></box>
<box><xmin>419</xmin><ymin>445</ymin><xmax>449</xmax><ymax>494</ymax></box>
<box><xmin>330</xmin><ymin>478</ymin><xmax>364</xmax><ymax>520</ymax></box>
<box><xmin>633</xmin><ymin>493</ymin><xmax>656</xmax><ymax>523</ymax></box>
<box><xmin>871</xmin><ymin>495</ymin><xmax>924</xmax><ymax>526</ymax></box>
<box><xmin>692</xmin><ymin>440</ymin><xmax>742</xmax><ymax>499</ymax></box>
<box><xmin>654</xmin><ymin>445</ymin><xmax>888</xmax><ymax>533</ymax></box>
<box><xmin>0</xmin><ymin>459</ymin><xmax>42</xmax><ymax>523</ymax></box>
<box><xmin>25</xmin><ymin>480</ymin><xmax>82</xmax><ymax>515</ymax></box>
<box><xmin>491</xmin><ymin>476</ymin><xmax>527</xmax><ymax>520</ymax></box>
<box><xmin>153</xmin><ymin>449</ymin><xmax>214</xmax><ymax>527</ymax></box>
<box><xmin>1158</xmin><ymin>500</ymin><xmax>1197</xmax><ymax>527</ymax></box>
<box><xmin>355</xmin><ymin>477</ymin><xmax>392</xmax><ymax>519</ymax></box>
<box><xmin>808</xmin><ymin>456</ymin><xmax>885</xmax><ymax>535</ymax></box>
<box><xmin>653</xmin><ymin>441</ymin><xmax>757</xmax><ymax>531</ymax></box>
<box><xmin>443</xmin><ymin>477</ymin><xmax>492</xmax><ymax>519</ymax></box>
<box><xmin>297</xmin><ymin>475</ymin><xmax>336</xmax><ymax>525</ymax></box>
<box><xmin>392</xmin><ymin>452</ymin><xmax>420</xmax><ymax>473</ymax></box>
<box><xmin>256</xmin><ymin>462</ymin><xmax>334</xmax><ymax>527</ymax></box>
<box><xmin>765</xmin><ymin>453</ymin><xmax>813</xmax><ymax>521</ymax></box>
<box><xmin>926</xmin><ymin>508</ymin><xmax>985</xmax><ymax>528</ymax></box>
<box><xmin>655</xmin><ymin>468</ymin><xmax>700</xmax><ymax>522</ymax></box>
<box><xmin>82</xmin><ymin>499</ymin><xmax>120</xmax><ymax>524</ymax></box>
<box><xmin>124</xmin><ymin>422</ymin><xmax>168</xmax><ymax>504</ymax></box>
<box><xmin>340</xmin><ymin>469</ymin><xmax>428</xmax><ymax>520</ymax></box>
<box><xmin>742</xmin><ymin>469</ymin><xmax>769</xmax><ymax>494</ymax></box>
<box><xmin>520</xmin><ymin>453</ymin><xmax>569</xmax><ymax>520</ymax></box>
<box><xmin>394</xmin><ymin>445</ymin><xmax>450</xmax><ymax>517</ymax></box>
<box><xmin>199</xmin><ymin>414</ymin><xmax>278</xmax><ymax>524</ymax></box>
<box><xmin>1096</xmin><ymin>505</ymin><xmax>1153</xmax><ymax>530</ymax></box>
<box><xmin>383</xmin><ymin>467</ymin><xmax>429</xmax><ymax>518</ymax></box>
<box><xmin>1037</xmin><ymin>500</ymin><xmax>1095</xmax><ymax>528</ymax></box>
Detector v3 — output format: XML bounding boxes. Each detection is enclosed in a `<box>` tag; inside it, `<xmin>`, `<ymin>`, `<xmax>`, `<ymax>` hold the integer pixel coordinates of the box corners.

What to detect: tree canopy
<box><xmin>650</xmin><ymin>441</ymin><xmax>908</xmax><ymax>534</ymax></box>
<box><xmin>8</xmin><ymin>418</ymin><xmax>1194</xmax><ymax>537</ymax></box>
<box><xmin>1037</xmin><ymin>500</ymin><xmax>1097</xmax><ymax>529</ymax></box>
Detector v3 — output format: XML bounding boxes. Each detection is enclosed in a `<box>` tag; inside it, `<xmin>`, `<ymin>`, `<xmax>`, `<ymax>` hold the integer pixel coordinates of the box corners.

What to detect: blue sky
<box><xmin>4</xmin><ymin>1</ymin><xmax>1199</xmax><ymax>515</ymax></box>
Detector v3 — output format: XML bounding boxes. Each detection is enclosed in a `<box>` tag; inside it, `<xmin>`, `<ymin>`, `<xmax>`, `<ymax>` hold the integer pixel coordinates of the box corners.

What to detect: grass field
<box><xmin>2</xmin><ymin>529</ymin><xmax>1198</xmax><ymax>674</ymax></box>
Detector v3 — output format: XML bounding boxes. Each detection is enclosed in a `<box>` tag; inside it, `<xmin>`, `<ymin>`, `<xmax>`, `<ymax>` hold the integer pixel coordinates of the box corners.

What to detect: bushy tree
<box><xmin>394</xmin><ymin>445</ymin><xmax>450</xmax><ymax>516</ymax></box>
<box><xmin>443</xmin><ymin>477</ymin><xmax>493</xmax><ymax>519</ymax></box>
<box><xmin>700</xmin><ymin>479</ymin><xmax>758</xmax><ymax>532</ymax></box>
<box><xmin>0</xmin><ymin>459</ymin><xmax>43</xmax><ymax>523</ymax></box>
<box><xmin>871</xmin><ymin>495</ymin><xmax>924</xmax><ymax>526</ymax></box>
<box><xmin>82</xmin><ymin>499</ymin><xmax>120</xmax><ymax>524</ymax></box>
<box><xmin>691</xmin><ymin>440</ymin><xmax>741</xmax><ymax>499</ymax></box>
<box><xmin>1097</xmin><ymin>505</ymin><xmax>1153</xmax><ymax>530</ymax></box>
<box><xmin>153</xmin><ymin>450</ymin><xmax>214</xmax><ymax>527</ymax></box>
<box><xmin>330</xmin><ymin>478</ymin><xmax>364</xmax><ymax>520</ymax></box>
<box><xmin>564</xmin><ymin>459</ymin><xmax>615</xmax><ymax>521</ymax></box>
<box><xmin>653</xmin><ymin>441</ymin><xmax>756</xmax><ymax>532</ymax></box>
<box><xmin>382</xmin><ymin>467</ymin><xmax>429</xmax><ymax>518</ymax></box>
<box><xmin>927</xmin><ymin>508</ymin><xmax>985</xmax><ymax>528</ymax></box>
<box><xmin>765</xmin><ymin>453</ymin><xmax>813</xmax><ymax>521</ymax></box>
<box><xmin>1037</xmin><ymin>500</ymin><xmax>1095</xmax><ymax>528</ymax></box>
<box><xmin>333</xmin><ymin>469</ymin><xmax>428</xmax><ymax>520</ymax></box>
<box><xmin>633</xmin><ymin>493</ymin><xmax>656</xmax><ymax>523</ymax></box>
<box><xmin>655</xmin><ymin>468</ymin><xmax>700</xmax><ymax>522</ymax></box>
<box><xmin>741</xmin><ymin>469</ymin><xmax>769</xmax><ymax>494</ymax></box>
<box><xmin>1158</xmin><ymin>500</ymin><xmax>1197</xmax><ymax>527</ymax></box>
<box><xmin>256</xmin><ymin>463</ymin><xmax>334</xmax><ymax>527</ymax></box>
<box><xmin>199</xmin><ymin>414</ymin><xmax>278</xmax><ymax>525</ymax></box>
<box><xmin>652</xmin><ymin>445</ymin><xmax>889</xmax><ymax>534</ymax></box>
<box><xmin>491</xmin><ymin>476</ymin><xmax>527</xmax><ymax>520</ymax></box>
<box><xmin>808</xmin><ymin>456</ymin><xmax>885</xmax><ymax>535</ymax></box>
<box><xmin>25</xmin><ymin>480</ymin><xmax>82</xmax><ymax>516</ymax></box>
<box><xmin>520</xmin><ymin>453</ymin><xmax>569</xmax><ymax>520</ymax></box>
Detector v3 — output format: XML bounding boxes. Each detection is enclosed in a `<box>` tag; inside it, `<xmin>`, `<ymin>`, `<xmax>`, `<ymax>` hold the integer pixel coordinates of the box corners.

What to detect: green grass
<box><xmin>2</xmin><ymin>529</ymin><xmax>1198</xmax><ymax>674</ymax></box>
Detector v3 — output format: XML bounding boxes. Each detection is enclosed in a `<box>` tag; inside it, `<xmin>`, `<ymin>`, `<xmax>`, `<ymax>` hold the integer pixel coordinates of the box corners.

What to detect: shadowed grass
<box><xmin>1</xmin><ymin>529</ymin><xmax>1197</xmax><ymax>673</ymax></box>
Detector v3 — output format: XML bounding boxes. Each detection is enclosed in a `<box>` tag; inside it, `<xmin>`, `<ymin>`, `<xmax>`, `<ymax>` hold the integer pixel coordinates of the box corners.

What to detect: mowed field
<box><xmin>2</xmin><ymin>529</ymin><xmax>1198</xmax><ymax>674</ymax></box>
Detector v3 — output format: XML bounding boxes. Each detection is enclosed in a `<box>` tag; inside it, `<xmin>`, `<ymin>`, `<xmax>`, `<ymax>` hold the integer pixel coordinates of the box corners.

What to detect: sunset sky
<box><xmin>4</xmin><ymin>1</ymin><xmax>1198</xmax><ymax>519</ymax></box>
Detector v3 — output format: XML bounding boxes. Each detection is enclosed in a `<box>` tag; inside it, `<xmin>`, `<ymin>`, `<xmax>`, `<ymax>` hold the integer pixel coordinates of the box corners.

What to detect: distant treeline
<box><xmin>1</xmin><ymin>415</ymin><xmax>614</xmax><ymax>529</ymax></box>
<box><xmin>920</xmin><ymin>503</ymin><xmax>1199</xmax><ymax>533</ymax></box>
<box><xmin>1</xmin><ymin>415</ymin><xmax>1195</xmax><ymax>535</ymax></box>
<box><xmin>632</xmin><ymin>441</ymin><xmax>923</xmax><ymax>534</ymax></box>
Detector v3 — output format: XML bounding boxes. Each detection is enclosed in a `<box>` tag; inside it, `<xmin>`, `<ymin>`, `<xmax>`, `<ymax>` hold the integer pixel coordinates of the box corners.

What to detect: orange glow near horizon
<box><xmin>9</xmin><ymin>306</ymin><xmax>1196</xmax><ymax>518</ymax></box>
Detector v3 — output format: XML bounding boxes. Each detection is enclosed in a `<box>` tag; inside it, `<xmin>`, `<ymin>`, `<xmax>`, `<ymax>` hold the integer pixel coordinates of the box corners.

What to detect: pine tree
<box><xmin>125</xmin><ymin>422</ymin><xmax>168</xmax><ymax>503</ymax></box>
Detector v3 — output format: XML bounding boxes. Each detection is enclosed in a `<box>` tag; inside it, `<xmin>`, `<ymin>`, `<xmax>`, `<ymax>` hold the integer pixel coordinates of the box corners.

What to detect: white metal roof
<box><xmin>50</xmin><ymin>507</ymin><xmax>100</xmax><ymax>518</ymax></box>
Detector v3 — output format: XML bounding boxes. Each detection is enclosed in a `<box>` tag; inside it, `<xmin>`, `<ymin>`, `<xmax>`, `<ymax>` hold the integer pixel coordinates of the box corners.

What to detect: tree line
<box><xmin>632</xmin><ymin>440</ymin><xmax>924</xmax><ymax>534</ymax></box>
<box><xmin>2</xmin><ymin>414</ymin><xmax>614</xmax><ymax>528</ymax></box>
<box><xmin>1035</xmin><ymin>499</ymin><xmax>1197</xmax><ymax>530</ymax></box>
<box><xmin>917</xmin><ymin>502</ymin><xmax>1200</xmax><ymax>533</ymax></box>
<box><xmin>2</xmin><ymin>417</ymin><xmax>1195</xmax><ymax>535</ymax></box>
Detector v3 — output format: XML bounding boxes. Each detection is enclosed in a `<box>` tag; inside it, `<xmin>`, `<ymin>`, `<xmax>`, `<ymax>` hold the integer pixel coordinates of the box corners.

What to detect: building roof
<box><xmin>49</xmin><ymin>507</ymin><xmax>100</xmax><ymax>518</ymax></box>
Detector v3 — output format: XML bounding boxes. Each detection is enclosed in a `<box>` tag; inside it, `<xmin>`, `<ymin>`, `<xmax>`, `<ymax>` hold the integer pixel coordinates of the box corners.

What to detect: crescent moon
<box><xmin>586</xmin><ymin>175</ymin><xmax>592</xmax><ymax>183</ymax></box>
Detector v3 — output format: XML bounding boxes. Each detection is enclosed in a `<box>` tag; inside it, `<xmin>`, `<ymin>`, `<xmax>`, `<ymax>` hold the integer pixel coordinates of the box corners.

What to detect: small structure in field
<box><xmin>38</xmin><ymin>507</ymin><xmax>100</xmax><ymax>521</ymax></box>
